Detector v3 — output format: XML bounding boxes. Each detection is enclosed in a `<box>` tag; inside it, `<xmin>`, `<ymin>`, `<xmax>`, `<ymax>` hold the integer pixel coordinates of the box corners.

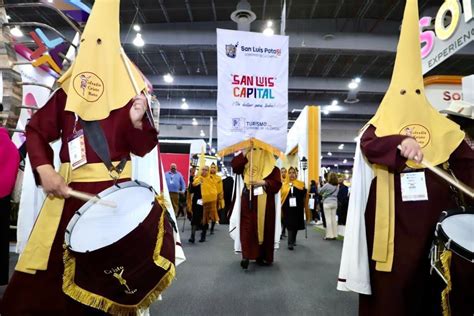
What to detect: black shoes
<box><xmin>189</xmin><ymin>237</ymin><xmax>195</xmax><ymax>243</ymax></box>
<box><xmin>288</xmin><ymin>245</ymin><xmax>294</xmax><ymax>250</ymax></box>
<box><xmin>240</xmin><ymin>259</ymin><xmax>249</xmax><ymax>270</ymax></box>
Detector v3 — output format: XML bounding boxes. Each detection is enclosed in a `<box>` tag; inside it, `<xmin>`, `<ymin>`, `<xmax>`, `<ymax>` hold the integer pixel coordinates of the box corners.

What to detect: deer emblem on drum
<box><xmin>112</xmin><ymin>268</ymin><xmax>137</xmax><ymax>294</ymax></box>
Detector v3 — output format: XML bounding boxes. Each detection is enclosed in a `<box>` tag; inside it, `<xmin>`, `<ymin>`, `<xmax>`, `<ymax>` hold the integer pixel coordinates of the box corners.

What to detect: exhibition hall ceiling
<box><xmin>4</xmin><ymin>0</ymin><xmax>470</xmax><ymax>168</ymax></box>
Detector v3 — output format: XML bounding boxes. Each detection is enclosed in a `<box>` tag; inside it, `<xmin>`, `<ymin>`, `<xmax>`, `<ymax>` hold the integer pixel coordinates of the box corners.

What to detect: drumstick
<box><xmin>397</xmin><ymin>145</ymin><xmax>474</xmax><ymax>198</ymax></box>
<box><xmin>68</xmin><ymin>189</ymin><xmax>117</xmax><ymax>208</ymax></box>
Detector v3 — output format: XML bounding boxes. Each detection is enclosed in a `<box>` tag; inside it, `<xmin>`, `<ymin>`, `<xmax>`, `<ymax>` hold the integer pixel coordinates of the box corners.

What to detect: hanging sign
<box><xmin>217</xmin><ymin>28</ymin><xmax>288</xmax><ymax>152</ymax></box>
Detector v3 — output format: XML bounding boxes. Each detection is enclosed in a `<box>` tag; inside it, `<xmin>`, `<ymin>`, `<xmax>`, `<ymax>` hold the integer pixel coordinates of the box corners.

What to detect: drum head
<box><xmin>67</xmin><ymin>181</ymin><xmax>155</xmax><ymax>253</ymax></box>
<box><xmin>440</xmin><ymin>214</ymin><xmax>474</xmax><ymax>253</ymax></box>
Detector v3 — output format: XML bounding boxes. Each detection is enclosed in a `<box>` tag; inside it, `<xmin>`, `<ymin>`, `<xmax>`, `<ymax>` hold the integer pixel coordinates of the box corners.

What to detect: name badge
<box><xmin>309</xmin><ymin>198</ymin><xmax>315</xmax><ymax>210</ymax></box>
<box><xmin>253</xmin><ymin>186</ymin><xmax>264</xmax><ymax>196</ymax></box>
<box><xmin>401</xmin><ymin>171</ymin><xmax>429</xmax><ymax>202</ymax></box>
<box><xmin>289</xmin><ymin>197</ymin><xmax>297</xmax><ymax>207</ymax></box>
<box><xmin>68</xmin><ymin>129</ymin><xmax>87</xmax><ymax>170</ymax></box>
<box><xmin>197</xmin><ymin>199</ymin><xmax>203</xmax><ymax>206</ymax></box>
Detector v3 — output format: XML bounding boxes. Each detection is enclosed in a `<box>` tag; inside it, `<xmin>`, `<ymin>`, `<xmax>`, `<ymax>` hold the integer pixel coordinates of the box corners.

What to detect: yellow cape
<box><xmin>281</xmin><ymin>177</ymin><xmax>305</xmax><ymax>205</ymax></box>
<box><xmin>57</xmin><ymin>0</ymin><xmax>146</xmax><ymax>121</ymax></box>
<box><xmin>367</xmin><ymin>0</ymin><xmax>464</xmax><ymax>272</ymax></box>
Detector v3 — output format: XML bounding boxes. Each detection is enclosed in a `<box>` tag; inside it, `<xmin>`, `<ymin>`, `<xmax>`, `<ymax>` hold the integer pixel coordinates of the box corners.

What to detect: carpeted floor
<box><xmin>2</xmin><ymin>223</ymin><xmax>358</xmax><ymax>315</ymax></box>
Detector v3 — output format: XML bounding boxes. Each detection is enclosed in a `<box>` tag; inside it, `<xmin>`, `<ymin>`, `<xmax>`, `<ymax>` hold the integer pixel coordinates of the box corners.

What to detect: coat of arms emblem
<box><xmin>225</xmin><ymin>42</ymin><xmax>239</xmax><ymax>58</ymax></box>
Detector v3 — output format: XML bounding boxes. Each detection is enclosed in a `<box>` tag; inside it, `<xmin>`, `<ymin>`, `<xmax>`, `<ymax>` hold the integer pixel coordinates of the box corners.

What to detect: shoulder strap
<box><xmin>79</xmin><ymin>119</ymin><xmax>127</xmax><ymax>175</ymax></box>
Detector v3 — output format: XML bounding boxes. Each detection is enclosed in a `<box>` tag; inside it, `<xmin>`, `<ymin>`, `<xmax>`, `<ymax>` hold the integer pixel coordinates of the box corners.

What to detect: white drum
<box><xmin>65</xmin><ymin>180</ymin><xmax>156</xmax><ymax>252</ymax></box>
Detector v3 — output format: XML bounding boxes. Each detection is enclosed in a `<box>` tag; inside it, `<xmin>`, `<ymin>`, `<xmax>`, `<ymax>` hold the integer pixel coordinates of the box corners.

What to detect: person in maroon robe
<box><xmin>231</xmin><ymin>152</ymin><xmax>282</xmax><ymax>269</ymax></box>
<box><xmin>358</xmin><ymin>125</ymin><xmax>474</xmax><ymax>316</ymax></box>
<box><xmin>0</xmin><ymin>89</ymin><xmax>157</xmax><ymax>314</ymax></box>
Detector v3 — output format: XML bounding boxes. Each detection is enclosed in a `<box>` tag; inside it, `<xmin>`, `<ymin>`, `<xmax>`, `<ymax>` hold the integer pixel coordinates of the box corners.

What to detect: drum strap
<box><xmin>79</xmin><ymin>119</ymin><xmax>128</xmax><ymax>179</ymax></box>
<box><xmin>442</xmin><ymin>162</ymin><xmax>467</xmax><ymax>208</ymax></box>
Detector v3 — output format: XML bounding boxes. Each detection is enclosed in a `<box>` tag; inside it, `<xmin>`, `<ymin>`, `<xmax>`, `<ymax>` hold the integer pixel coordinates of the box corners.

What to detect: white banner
<box><xmin>217</xmin><ymin>28</ymin><xmax>288</xmax><ymax>152</ymax></box>
<box><xmin>12</xmin><ymin>54</ymin><xmax>56</xmax><ymax>148</ymax></box>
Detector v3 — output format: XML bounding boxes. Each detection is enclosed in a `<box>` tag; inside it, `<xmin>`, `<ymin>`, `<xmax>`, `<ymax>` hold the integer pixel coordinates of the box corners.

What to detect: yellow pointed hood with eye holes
<box><xmin>368</xmin><ymin>0</ymin><xmax>464</xmax><ymax>169</ymax></box>
<box><xmin>57</xmin><ymin>0</ymin><xmax>146</xmax><ymax>121</ymax></box>
<box><xmin>366</xmin><ymin>0</ymin><xmax>465</xmax><ymax>274</ymax></box>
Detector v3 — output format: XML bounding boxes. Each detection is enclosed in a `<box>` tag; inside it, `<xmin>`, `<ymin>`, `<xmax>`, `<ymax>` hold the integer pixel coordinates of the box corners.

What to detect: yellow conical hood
<box><xmin>368</xmin><ymin>0</ymin><xmax>464</xmax><ymax>168</ymax></box>
<box><xmin>57</xmin><ymin>0</ymin><xmax>146</xmax><ymax>121</ymax></box>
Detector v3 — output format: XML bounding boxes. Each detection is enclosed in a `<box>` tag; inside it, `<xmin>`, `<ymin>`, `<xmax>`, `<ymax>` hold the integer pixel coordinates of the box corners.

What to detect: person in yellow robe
<box><xmin>189</xmin><ymin>166</ymin><xmax>217</xmax><ymax>243</ymax></box>
<box><xmin>209</xmin><ymin>163</ymin><xmax>225</xmax><ymax>234</ymax></box>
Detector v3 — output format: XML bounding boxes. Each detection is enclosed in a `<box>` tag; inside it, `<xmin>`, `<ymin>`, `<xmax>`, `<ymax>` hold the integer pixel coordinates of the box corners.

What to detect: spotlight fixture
<box><xmin>348</xmin><ymin>81</ymin><xmax>358</xmax><ymax>90</ymax></box>
<box><xmin>323</xmin><ymin>110</ymin><xmax>330</xmax><ymax>115</ymax></box>
<box><xmin>180</xmin><ymin>102</ymin><xmax>189</xmax><ymax>110</ymax></box>
<box><xmin>10</xmin><ymin>26</ymin><xmax>23</xmax><ymax>37</ymax></box>
<box><xmin>331</xmin><ymin>100</ymin><xmax>338</xmax><ymax>106</ymax></box>
<box><xmin>343</xmin><ymin>159</ymin><xmax>348</xmax><ymax>164</ymax></box>
<box><xmin>133</xmin><ymin>24</ymin><xmax>141</xmax><ymax>32</ymax></box>
<box><xmin>163</xmin><ymin>73</ymin><xmax>174</xmax><ymax>83</ymax></box>
<box><xmin>200</xmin><ymin>130</ymin><xmax>205</xmax><ymax>137</ymax></box>
<box><xmin>354</xmin><ymin>77</ymin><xmax>361</xmax><ymax>83</ymax></box>
<box><xmin>338</xmin><ymin>144</ymin><xmax>344</xmax><ymax>150</ymax></box>
<box><xmin>192</xmin><ymin>118</ymin><xmax>198</xmax><ymax>126</ymax></box>
<box><xmin>334</xmin><ymin>164</ymin><xmax>339</xmax><ymax>167</ymax></box>
<box><xmin>263</xmin><ymin>20</ymin><xmax>274</xmax><ymax>36</ymax></box>
<box><xmin>133</xmin><ymin>33</ymin><xmax>145</xmax><ymax>47</ymax></box>
<box><xmin>327</xmin><ymin>152</ymin><xmax>333</xmax><ymax>156</ymax></box>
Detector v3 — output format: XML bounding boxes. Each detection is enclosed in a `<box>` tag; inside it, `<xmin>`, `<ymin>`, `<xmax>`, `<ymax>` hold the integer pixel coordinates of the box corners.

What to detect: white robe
<box><xmin>337</xmin><ymin>139</ymin><xmax>374</xmax><ymax>295</ymax></box>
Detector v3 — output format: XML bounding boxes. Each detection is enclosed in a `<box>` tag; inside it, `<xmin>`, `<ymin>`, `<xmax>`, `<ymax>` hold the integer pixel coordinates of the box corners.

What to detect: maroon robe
<box><xmin>231</xmin><ymin>153</ymin><xmax>282</xmax><ymax>264</ymax></box>
<box><xmin>1</xmin><ymin>89</ymin><xmax>158</xmax><ymax>315</ymax></box>
<box><xmin>359</xmin><ymin>125</ymin><xmax>474</xmax><ymax>316</ymax></box>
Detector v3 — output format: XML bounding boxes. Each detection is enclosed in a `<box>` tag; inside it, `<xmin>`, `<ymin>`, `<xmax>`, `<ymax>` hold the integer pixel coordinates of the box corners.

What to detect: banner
<box><xmin>420</xmin><ymin>1</ymin><xmax>474</xmax><ymax>74</ymax></box>
<box><xmin>217</xmin><ymin>28</ymin><xmax>288</xmax><ymax>152</ymax></box>
<box><xmin>11</xmin><ymin>54</ymin><xmax>56</xmax><ymax>148</ymax></box>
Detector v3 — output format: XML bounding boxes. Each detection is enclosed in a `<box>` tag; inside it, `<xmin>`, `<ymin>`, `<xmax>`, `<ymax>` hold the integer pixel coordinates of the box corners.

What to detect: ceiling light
<box><xmin>181</xmin><ymin>98</ymin><xmax>186</xmax><ymax>102</ymax></box>
<box><xmin>181</xmin><ymin>102</ymin><xmax>189</xmax><ymax>110</ymax></box>
<box><xmin>192</xmin><ymin>118</ymin><xmax>198</xmax><ymax>126</ymax></box>
<box><xmin>10</xmin><ymin>26</ymin><xmax>23</xmax><ymax>37</ymax></box>
<box><xmin>327</xmin><ymin>167</ymin><xmax>331</xmax><ymax>170</ymax></box>
<box><xmin>47</xmin><ymin>0</ymin><xmax>54</xmax><ymax>3</ymax></box>
<box><xmin>343</xmin><ymin>159</ymin><xmax>348</xmax><ymax>164</ymax></box>
<box><xmin>327</xmin><ymin>152</ymin><xmax>332</xmax><ymax>156</ymax></box>
<box><xmin>354</xmin><ymin>77</ymin><xmax>361</xmax><ymax>83</ymax></box>
<box><xmin>338</xmin><ymin>144</ymin><xmax>344</xmax><ymax>150</ymax></box>
<box><xmin>133</xmin><ymin>33</ymin><xmax>145</xmax><ymax>47</ymax></box>
<box><xmin>323</xmin><ymin>110</ymin><xmax>330</xmax><ymax>115</ymax></box>
<box><xmin>263</xmin><ymin>27</ymin><xmax>274</xmax><ymax>36</ymax></box>
<box><xmin>348</xmin><ymin>81</ymin><xmax>358</xmax><ymax>90</ymax></box>
<box><xmin>163</xmin><ymin>73</ymin><xmax>174</xmax><ymax>83</ymax></box>
<box><xmin>334</xmin><ymin>164</ymin><xmax>338</xmax><ymax>167</ymax></box>
<box><xmin>133</xmin><ymin>24</ymin><xmax>141</xmax><ymax>32</ymax></box>
<box><xmin>200</xmin><ymin>130</ymin><xmax>205</xmax><ymax>137</ymax></box>
<box><xmin>331</xmin><ymin>100</ymin><xmax>338</xmax><ymax>106</ymax></box>
<box><xmin>267</xmin><ymin>20</ymin><xmax>273</xmax><ymax>27</ymax></box>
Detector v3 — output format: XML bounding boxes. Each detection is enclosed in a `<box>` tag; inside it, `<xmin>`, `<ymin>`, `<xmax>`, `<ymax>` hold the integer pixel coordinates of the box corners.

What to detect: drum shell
<box><xmin>66</xmin><ymin>201</ymin><xmax>175</xmax><ymax>306</ymax></box>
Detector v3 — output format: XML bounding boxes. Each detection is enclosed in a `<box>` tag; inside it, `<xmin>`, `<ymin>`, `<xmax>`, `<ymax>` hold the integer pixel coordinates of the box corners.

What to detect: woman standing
<box><xmin>189</xmin><ymin>166</ymin><xmax>217</xmax><ymax>243</ymax></box>
<box><xmin>0</xmin><ymin>128</ymin><xmax>20</xmax><ymax>285</ymax></box>
<box><xmin>319</xmin><ymin>172</ymin><xmax>339</xmax><ymax>240</ymax></box>
<box><xmin>281</xmin><ymin>167</ymin><xmax>307</xmax><ymax>250</ymax></box>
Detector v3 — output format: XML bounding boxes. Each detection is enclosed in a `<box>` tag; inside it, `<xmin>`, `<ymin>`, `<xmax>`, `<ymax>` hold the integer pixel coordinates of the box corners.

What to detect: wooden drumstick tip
<box><xmin>68</xmin><ymin>189</ymin><xmax>117</xmax><ymax>208</ymax></box>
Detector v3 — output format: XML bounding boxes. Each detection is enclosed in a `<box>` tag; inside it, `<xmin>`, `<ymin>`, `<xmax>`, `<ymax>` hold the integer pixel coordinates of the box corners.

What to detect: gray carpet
<box><xmin>2</xmin><ymin>224</ymin><xmax>358</xmax><ymax>315</ymax></box>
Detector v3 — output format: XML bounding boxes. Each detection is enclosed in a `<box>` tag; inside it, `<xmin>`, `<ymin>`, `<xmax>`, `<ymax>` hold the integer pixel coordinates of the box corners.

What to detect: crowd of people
<box><xmin>168</xmin><ymin>157</ymin><xmax>351</xmax><ymax>253</ymax></box>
